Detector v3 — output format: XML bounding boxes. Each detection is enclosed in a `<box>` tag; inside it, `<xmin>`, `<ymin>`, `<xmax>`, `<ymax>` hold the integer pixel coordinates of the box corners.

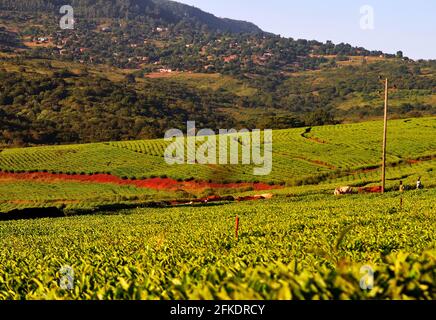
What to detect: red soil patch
<box><xmin>0</xmin><ymin>172</ymin><xmax>276</xmax><ymax>192</ymax></box>
<box><xmin>358</xmin><ymin>186</ymin><xmax>383</xmax><ymax>194</ymax></box>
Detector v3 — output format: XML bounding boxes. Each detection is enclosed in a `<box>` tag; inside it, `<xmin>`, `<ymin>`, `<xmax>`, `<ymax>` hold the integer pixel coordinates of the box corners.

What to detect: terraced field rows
<box><xmin>0</xmin><ymin>180</ymin><xmax>179</xmax><ymax>213</ymax></box>
<box><xmin>2</xmin><ymin>117</ymin><xmax>432</xmax><ymax>184</ymax></box>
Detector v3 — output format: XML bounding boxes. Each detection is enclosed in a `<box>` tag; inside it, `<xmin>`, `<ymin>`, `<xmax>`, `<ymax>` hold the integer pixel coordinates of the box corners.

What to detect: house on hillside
<box><xmin>159</xmin><ymin>68</ymin><xmax>172</xmax><ymax>73</ymax></box>
<box><xmin>223</xmin><ymin>54</ymin><xmax>238</xmax><ymax>63</ymax></box>
<box><xmin>155</xmin><ymin>27</ymin><xmax>168</xmax><ymax>33</ymax></box>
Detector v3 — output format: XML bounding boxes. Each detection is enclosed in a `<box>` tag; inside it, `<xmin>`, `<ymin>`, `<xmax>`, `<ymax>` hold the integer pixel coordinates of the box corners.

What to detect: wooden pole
<box><xmin>235</xmin><ymin>215</ymin><xmax>239</xmax><ymax>240</ymax></box>
<box><xmin>382</xmin><ymin>78</ymin><xmax>389</xmax><ymax>194</ymax></box>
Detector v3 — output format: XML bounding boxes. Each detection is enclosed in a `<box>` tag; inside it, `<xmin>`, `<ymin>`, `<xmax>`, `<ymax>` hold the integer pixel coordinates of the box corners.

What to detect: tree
<box><xmin>125</xmin><ymin>73</ymin><xmax>136</xmax><ymax>84</ymax></box>
<box><xmin>304</xmin><ymin>109</ymin><xmax>336</xmax><ymax>126</ymax></box>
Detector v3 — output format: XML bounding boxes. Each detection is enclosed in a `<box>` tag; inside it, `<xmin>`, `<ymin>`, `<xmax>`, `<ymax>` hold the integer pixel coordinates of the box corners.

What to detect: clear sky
<box><xmin>177</xmin><ymin>0</ymin><xmax>435</xmax><ymax>60</ymax></box>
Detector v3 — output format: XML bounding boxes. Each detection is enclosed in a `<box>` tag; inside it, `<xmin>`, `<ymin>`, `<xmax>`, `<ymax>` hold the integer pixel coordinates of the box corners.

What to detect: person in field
<box><xmin>399</xmin><ymin>181</ymin><xmax>405</xmax><ymax>193</ymax></box>
<box><xmin>416</xmin><ymin>177</ymin><xmax>424</xmax><ymax>190</ymax></box>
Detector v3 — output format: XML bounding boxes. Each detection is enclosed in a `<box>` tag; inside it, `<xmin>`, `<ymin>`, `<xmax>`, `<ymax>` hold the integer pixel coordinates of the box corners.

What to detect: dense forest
<box><xmin>0</xmin><ymin>0</ymin><xmax>435</xmax><ymax>147</ymax></box>
<box><xmin>0</xmin><ymin>67</ymin><xmax>237</xmax><ymax>145</ymax></box>
<box><xmin>0</xmin><ymin>0</ymin><xmax>261</xmax><ymax>33</ymax></box>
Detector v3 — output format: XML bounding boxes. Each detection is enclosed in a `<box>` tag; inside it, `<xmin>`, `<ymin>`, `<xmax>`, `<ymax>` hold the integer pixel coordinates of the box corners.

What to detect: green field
<box><xmin>0</xmin><ymin>117</ymin><xmax>435</xmax><ymax>299</ymax></box>
<box><xmin>0</xmin><ymin>117</ymin><xmax>434</xmax><ymax>179</ymax></box>
<box><xmin>1</xmin><ymin>0</ymin><xmax>435</xmax><ymax>302</ymax></box>
<box><xmin>0</xmin><ymin>117</ymin><xmax>435</xmax><ymax>214</ymax></box>
<box><xmin>0</xmin><ymin>114</ymin><xmax>434</xmax><ymax>217</ymax></box>
<box><xmin>0</xmin><ymin>190</ymin><xmax>434</xmax><ymax>299</ymax></box>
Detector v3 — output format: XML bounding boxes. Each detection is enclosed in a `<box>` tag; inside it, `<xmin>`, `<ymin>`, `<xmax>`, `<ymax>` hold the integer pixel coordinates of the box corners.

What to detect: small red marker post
<box><xmin>235</xmin><ymin>215</ymin><xmax>240</xmax><ymax>241</ymax></box>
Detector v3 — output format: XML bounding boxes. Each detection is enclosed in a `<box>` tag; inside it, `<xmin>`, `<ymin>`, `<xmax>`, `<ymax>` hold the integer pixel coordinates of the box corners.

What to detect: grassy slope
<box><xmin>0</xmin><ymin>117</ymin><xmax>435</xmax><ymax>213</ymax></box>
<box><xmin>284</xmin><ymin>59</ymin><xmax>436</xmax><ymax>116</ymax></box>
<box><xmin>0</xmin><ymin>116</ymin><xmax>434</xmax><ymax>299</ymax></box>
<box><xmin>1</xmin><ymin>117</ymin><xmax>434</xmax><ymax>180</ymax></box>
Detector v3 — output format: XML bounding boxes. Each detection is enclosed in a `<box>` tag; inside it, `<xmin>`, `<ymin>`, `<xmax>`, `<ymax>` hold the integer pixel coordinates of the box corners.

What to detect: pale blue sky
<box><xmin>177</xmin><ymin>0</ymin><xmax>435</xmax><ymax>60</ymax></box>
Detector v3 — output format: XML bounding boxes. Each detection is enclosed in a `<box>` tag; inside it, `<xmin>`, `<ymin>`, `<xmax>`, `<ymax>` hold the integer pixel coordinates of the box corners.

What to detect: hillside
<box><xmin>0</xmin><ymin>56</ymin><xmax>435</xmax><ymax>146</ymax></box>
<box><xmin>0</xmin><ymin>0</ymin><xmax>262</xmax><ymax>33</ymax></box>
<box><xmin>1</xmin><ymin>118</ymin><xmax>435</xmax><ymax>300</ymax></box>
<box><xmin>0</xmin><ymin>0</ymin><xmax>435</xmax><ymax>147</ymax></box>
<box><xmin>0</xmin><ymin>1</ymin><xmax>435</xmax><ymax>303</ymax></box>
<box><xmin>0</xmin><ymin>117</ymin><xmax>434</xmax><ymax>214</ymax></box>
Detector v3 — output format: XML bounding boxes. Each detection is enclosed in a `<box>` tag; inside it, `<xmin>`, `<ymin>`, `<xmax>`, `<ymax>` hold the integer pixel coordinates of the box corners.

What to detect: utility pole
<box><xmin>381</xmin><ymin>78</ymin><xmax>389</xmax><ymax>193</ymax></box>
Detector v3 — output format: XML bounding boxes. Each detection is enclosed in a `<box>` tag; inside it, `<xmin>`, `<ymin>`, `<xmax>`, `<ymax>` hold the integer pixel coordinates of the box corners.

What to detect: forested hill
<box><xmin>0</xmin><ymin>0</ymin><xmax>262</xmax><ymax>34</ymax></box>
<box><xmin>0</xmin><ymin>0</ymin><xmax>435</xmax><ymax>147</ymax></box>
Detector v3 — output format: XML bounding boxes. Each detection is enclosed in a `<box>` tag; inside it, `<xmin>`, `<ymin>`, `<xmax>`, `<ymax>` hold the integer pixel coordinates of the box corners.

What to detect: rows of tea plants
<box><xmin>1</xmin><ymin>157</ymin><xmax>433</xmax><ymax>215</ymax></box>
<box><xmin>0</xmin><ymin>189</ymin><xmax>434</xmax><ymax>299</ymax></box>
<box><xmin>328</xmin><ymin>159</ymin><xmax>436</xmax><ymax>189</ymax></box>
<box><xmin>0</xmin><ymin>181</ymin><xmax>179</xmax><ymax>213</ymax></box>
<box><xmin>108</xmin><ymin>140</ymin><xmax>169</xmax><ymax>157</ymax></box>
<box><xmin>310</xmin><ymin>117</ymin><xmax>436</xmax><ymax>160</ymax></box>
<box><xmin>0</xmin><ymin>117</ymin><xmax>434</xmax><ymax>184</ymax></box>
